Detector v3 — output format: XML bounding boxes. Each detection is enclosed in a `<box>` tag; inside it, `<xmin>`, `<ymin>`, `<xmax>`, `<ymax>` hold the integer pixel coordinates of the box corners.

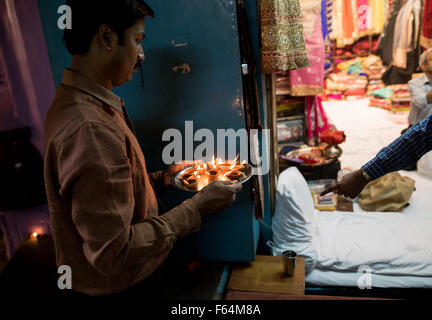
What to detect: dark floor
<box><xmin>0</xmin><ymin>231</ymin><xmax>7</xmax><ymax>274</ymax></box>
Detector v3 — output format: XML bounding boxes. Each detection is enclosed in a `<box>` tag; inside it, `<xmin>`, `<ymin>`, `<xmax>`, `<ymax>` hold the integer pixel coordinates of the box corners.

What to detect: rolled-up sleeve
<box><xmin>56</xmin><ymin>122</ymin><xmax>201</xmax><ymax>277</ymax></box>
<box><xmin>362</xmin><ymin>114</ymin><xmax>432</xmax><ymax>180</ymax></box>
<box><xmin>148</xmin><ymin>170</ymin><xmax>168</xmax><ymax>195</ymax></box>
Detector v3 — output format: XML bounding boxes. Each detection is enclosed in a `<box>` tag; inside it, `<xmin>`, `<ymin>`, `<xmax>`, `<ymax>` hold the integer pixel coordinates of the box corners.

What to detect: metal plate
<box><xmin>283</xmin><ymin>146</ymin><xmax>333</xmax><ymax>167</ymax></box>
<box><xmin>173</xmin><ymin>164</ymin><xmax>253</xmax><ymax>192</ymax></box>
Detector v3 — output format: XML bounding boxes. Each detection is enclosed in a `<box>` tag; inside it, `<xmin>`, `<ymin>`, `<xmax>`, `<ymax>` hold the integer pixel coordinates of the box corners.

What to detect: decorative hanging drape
<box><xmin>260</xmin><ymin>0</ymin><xmax>310</xmax><ymax>73</ymax></box>
<box><xmin>305</xmin><ymin>96</ymin><xmax>331</xmax><ymax>145</ymax></box>
<box><xmin>329</xmin><ymin>0</ymin><xmax>358</xmax><ymax>47</ymax></box>
<box><xmin>327</xmin><ymin>0</ymin><xmax>389</xmax><ymax>48</ymax></box>
<box><xmin>289</xmin><ymin>0</ymin><xmax>325</xmax><ymax>96</ymax></box>
<box><xmin>357</xmin><ymin>0</ymin><xmax>371</xmax><ymax>38</ymax></box>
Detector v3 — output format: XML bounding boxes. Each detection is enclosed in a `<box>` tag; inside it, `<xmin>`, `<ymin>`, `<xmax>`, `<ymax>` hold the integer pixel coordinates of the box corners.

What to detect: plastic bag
<box><xmin>358</xmin><ymin>172</ymin><xmax>415</xmax><ymax>212</ymax></box>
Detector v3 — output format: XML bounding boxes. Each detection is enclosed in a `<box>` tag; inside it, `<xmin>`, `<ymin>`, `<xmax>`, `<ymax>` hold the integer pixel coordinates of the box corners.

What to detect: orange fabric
<box><xmin>342</xmin><ymin>0</ymin><xmax>355</xmax><ymax>40</ymax></box>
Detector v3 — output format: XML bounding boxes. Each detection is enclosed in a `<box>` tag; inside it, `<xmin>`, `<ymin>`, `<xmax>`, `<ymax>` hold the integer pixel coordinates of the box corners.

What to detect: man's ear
<box><xmin>98</xmin><ymin>24</ymin><xmax>115</xmax><ymax>51</ymax></box>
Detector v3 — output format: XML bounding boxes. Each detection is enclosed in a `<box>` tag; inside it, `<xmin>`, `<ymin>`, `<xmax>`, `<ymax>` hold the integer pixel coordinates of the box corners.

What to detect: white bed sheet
<box><xmin>305</xmin><ymin>171</ymin><xmax>432</xmax><ymax>287</ymax></box>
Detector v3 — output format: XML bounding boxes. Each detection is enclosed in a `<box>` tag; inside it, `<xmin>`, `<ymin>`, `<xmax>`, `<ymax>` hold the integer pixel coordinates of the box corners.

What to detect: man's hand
<box><xmin>163</xmin><ymin>161</ymin><xmax>195</xmax><ymax>187</ymax></box>
<box><xmin>401</xmin><ymin>124</ymin><xmax>413</xmax><ymax>135</ymax></box>
<box><xmin>191</xmin><ymin>180</ymin><xmax>243</xmax><ymax>215</ymax></box>
<box><xmin>320</xmin><ymin>169</ymin><xmax>370</xmax><ymax>199</ymax></box>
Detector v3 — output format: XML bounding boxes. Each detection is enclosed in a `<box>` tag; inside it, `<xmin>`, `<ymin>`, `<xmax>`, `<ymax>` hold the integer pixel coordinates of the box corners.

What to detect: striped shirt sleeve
<box><xmin>362</xmin><ymin>114</ymin><xmax>432</xmax><ymax>180</ymax></box>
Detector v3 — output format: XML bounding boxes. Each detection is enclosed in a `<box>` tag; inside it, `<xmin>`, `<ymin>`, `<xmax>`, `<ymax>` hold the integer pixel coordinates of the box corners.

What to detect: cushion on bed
<box><xmin>267</xmin><ymin>167</ymin><xmax>317</xmax><ymax>273</ymax></box>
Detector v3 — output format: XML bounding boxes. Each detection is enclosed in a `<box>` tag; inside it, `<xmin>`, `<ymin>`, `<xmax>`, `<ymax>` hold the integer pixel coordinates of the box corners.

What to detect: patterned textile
<box><xmin>260</xmin><ymin>0</ymin><xmax>310</xmax><ymax>72</ymax></box>
<box><xmin>329</xmin><ymin>0</ymin><xmax>389</xmax><ymax>46</ymax></box>
<box><xmin>363</xmin><ymin>114</ymin><xmax>432</xmax><ymax>180</ymax></box>
<box><xmin>289</xmin><ymin>0</ymin><xmax>325</xmax><ymax>96</ymax></box>
<box><xmin>421</xmin><ymin>0</ymin><xmax>432</xmax><ymax>48</ymax></box>
<box><xmin>326</xmin><ymin>0</ymin><xmax>333</xmax><ymax>36</ymax></box>
<box><xmin>321</xmin><ymin>0</ymin><xmax>329</xmax><ymax>39</ymax></box>
<box><xmin>357</xmin><ymin>0</ymin><xmax>371</xmax><ymax>38</ymax></box>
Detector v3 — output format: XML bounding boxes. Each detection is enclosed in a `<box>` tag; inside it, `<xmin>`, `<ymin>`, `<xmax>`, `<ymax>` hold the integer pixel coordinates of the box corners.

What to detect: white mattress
<box><xmin>306</xmin><ymin>171</ymin><xmax>432</xmax><ymax>288</ymax></box>
<box><xmin>303</xmin><ymin>100</ymin><xmax>432</xmax><ymax>288</ymax></box>
<box><xmin>306</xmin><ymin>269</ymin><xmax>432</xmax><ymax>288</ymax></box>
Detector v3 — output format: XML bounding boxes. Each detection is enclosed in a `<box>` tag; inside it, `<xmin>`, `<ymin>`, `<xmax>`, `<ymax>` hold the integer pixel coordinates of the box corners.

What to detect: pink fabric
<box><xmin>306</xmin><ymin>96</ymin><xmax>330</xmax><ymax>143</ymax></box>
<box><xmin>357</xmin><ymin>0</ymin><xmax>370</xmax><ymax>33</ymax></box>
<box><xmin>289</xmin><ymin>11</ymin><xmax>325</xmax><ymax>96</ymax></box>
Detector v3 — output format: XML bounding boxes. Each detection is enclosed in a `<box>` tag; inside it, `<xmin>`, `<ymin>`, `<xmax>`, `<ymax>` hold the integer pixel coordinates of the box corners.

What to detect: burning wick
<box><xmin>180</xmin><ymin>156</ymin><xmax>247</xmax><ymax>189</ymax></box>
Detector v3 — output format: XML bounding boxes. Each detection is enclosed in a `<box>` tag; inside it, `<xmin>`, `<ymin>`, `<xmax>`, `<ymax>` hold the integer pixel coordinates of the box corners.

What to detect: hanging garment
<box><xmin>289</xmin><ymin>0</ymin><xmax>325</xmax><ymax>96</ymax></box>
<box><xmin>421</xmin><ymin>0</ymin><xmax>432</xmax><ymax>48</ymax></box>
<box><xmin>320</xmin><ymin>0</ymin><xmax>329</xmax><ymax>39</ymax></box>
<box><xmin>326</xmin><ymin>0</ymin><xmax>334</xmax><ymax>38</ymax></box>
<box><xmin>371</xmin><ymin>0</ymin><xmax>388</xmax><ymax>35</ymax></box>
<box><xmin>377</xmin><ymin>0</ymin><xmax>408</xmax><ymax>66</ymax></box>
<box><xmin>260</xmin><ymin>0</ymin><xmax>310</xmax><ymax>72</ymax></box>
<box><xmin>378</xmin><ymin>0</ymin><xmax>422</xmax><ymax>84</ymax></box>
<box><xmin>357</xmin><ymin>0</ymin><xmax>371</xmax><ymax>38</ymax></box>
<box><xmin>330</xmin><ymin>0</ymin><xmax>359</xmax><ymax>47</ymax></box>
<box><xmin>305</xmin><ymin>96</ymin><xmax>331</xmax><ymax>145</ymax></box>
<box><xmin>392</xmin><ymin>0</ymin><xmax>422</xmax><ymax>69</ymax></box>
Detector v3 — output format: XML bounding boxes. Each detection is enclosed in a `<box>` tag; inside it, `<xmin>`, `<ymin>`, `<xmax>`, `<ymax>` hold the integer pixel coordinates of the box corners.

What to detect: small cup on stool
<box><xmin>282</xmin><ymin>250</ymin><xmax>297</xmax><ymax>276</ymax></box>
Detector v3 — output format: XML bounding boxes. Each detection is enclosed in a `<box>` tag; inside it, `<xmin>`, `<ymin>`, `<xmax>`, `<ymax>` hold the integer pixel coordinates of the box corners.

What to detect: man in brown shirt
<box><xmin>44</xmin><ymin>0</ymin><xmax>242</xmax><ymax>296</ymax></box>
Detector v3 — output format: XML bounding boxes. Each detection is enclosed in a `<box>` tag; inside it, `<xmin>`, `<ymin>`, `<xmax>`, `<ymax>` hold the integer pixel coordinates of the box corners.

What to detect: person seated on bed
<box><xmin>321</xmin><ymin>113</ymin><xmax>432</xmax><ymax>198</ymax></box>
<box><xmin>401</xmin><ymin>48</ymin><xmax>432</xmax><ymax>136</ymax></box>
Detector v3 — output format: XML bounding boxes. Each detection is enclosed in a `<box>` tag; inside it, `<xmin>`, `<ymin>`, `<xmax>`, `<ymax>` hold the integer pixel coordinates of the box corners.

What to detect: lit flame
<box><xmin>182</xmin><ymin>156</ymin><xmax>246</xmax><ymax>189</ymax></box>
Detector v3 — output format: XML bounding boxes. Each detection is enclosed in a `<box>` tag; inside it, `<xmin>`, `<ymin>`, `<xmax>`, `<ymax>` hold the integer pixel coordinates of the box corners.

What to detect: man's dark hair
<box><xmin>63</xmin><ymin>0</ymin><xmax>154</xmax><ymax>55</ymax></box>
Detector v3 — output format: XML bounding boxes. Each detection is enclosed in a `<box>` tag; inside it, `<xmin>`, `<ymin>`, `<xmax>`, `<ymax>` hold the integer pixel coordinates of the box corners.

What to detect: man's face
<box><xmin>108</xmin><ymin>18</ymin><xmax>146</xmax><ymax>86</ymax></box>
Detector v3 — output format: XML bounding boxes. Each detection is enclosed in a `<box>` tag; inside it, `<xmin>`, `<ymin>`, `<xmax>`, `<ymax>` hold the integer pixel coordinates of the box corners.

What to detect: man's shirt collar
<box><xmin>62</xmin><ymin>68</ymin><xmax>123</xmax><ymax>112</ymax></box>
